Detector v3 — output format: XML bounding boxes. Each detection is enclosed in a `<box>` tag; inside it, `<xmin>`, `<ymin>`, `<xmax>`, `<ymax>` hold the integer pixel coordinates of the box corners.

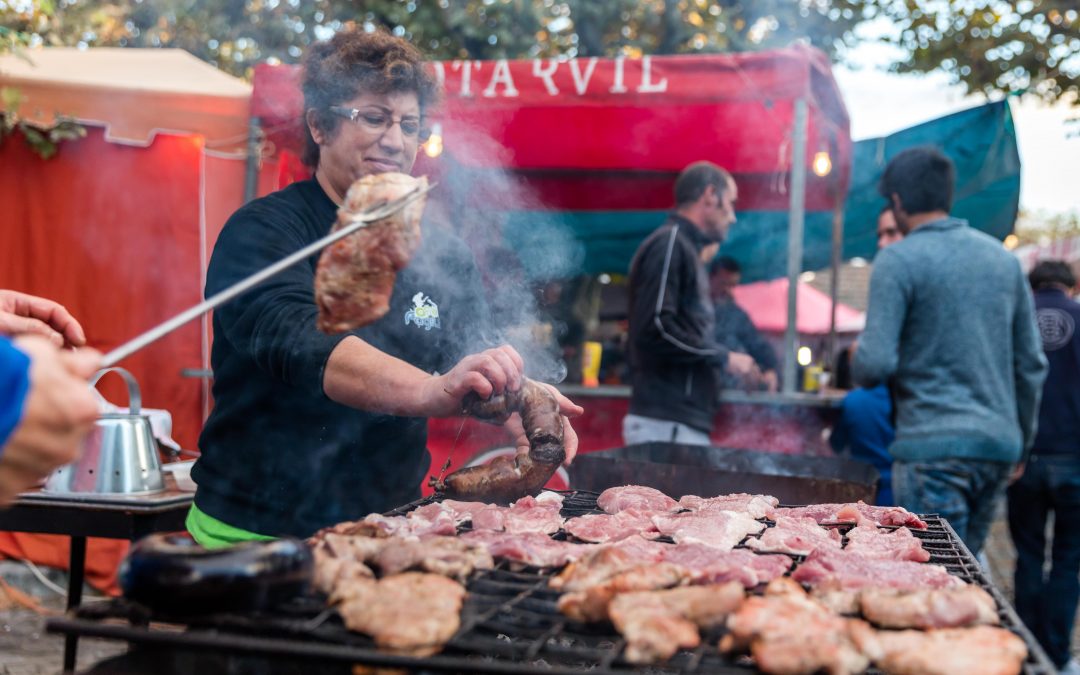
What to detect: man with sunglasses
<box><xmin>190</xmin><ymin>29</ymin><xmax>581</xmax><ymax>546</ymax></box>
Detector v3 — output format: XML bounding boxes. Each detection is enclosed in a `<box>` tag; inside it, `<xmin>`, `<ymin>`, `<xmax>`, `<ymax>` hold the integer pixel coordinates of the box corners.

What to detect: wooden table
<box><xmin>0</xmin><ymin>479</ymin><xmax>192</xmax><ymax>673</ymax></box>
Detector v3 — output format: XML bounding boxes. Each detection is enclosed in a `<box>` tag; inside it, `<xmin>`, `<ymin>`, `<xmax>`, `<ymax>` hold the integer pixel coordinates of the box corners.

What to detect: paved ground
<box><xmin>0</xmin><ymin>515</ymin><xmax>1076</xmax><ymax>674</ymax></box>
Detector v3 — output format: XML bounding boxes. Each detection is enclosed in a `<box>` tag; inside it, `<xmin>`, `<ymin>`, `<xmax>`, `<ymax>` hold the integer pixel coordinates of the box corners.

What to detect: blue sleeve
<box><xmin>0</xmin><ymin>338</ymin><xmax>31</xmax><ymax>450</ymax></box>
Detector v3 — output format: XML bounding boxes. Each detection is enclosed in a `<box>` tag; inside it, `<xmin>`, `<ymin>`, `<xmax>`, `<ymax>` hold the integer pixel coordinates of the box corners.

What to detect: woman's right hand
<box><xmin>421</xmin><ymin>345</ymin><xmax>525</xmax><ymax>418</ymax></box>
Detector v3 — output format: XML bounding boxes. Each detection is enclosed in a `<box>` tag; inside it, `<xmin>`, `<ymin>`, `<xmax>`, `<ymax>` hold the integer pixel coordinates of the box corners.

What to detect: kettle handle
<box><xmin>89</xmin><ymin>367</ymin><xmax>142</xmax><ymax>415</ymax></box>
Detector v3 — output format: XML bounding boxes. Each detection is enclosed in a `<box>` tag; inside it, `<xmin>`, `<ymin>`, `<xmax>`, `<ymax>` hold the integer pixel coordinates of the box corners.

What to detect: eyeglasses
<box><xmin>328</xmin><ymin>106</ymin><xmax>429</xmax><ymax>141</ymax></box>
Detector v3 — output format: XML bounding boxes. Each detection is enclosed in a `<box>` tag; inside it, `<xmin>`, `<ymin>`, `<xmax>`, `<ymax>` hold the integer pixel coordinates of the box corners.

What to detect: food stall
<box><xmin>249</xmin><ymin>48</ymin><xmax>855</xmax><ymax>478</ymax></box>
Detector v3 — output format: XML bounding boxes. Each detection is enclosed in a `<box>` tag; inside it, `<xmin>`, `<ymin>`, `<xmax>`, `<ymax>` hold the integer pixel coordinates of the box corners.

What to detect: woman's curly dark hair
<box><xmin>301</xmin><ymin>27</ymin><xmax>440</xmax><ymax>168</ymax></box>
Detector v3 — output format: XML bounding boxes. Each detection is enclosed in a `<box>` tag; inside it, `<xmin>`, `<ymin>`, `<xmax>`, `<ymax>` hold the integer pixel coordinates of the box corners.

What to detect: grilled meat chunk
<box><xmin>678</xmin><ymin>493</ymin><xmax>779</xmax><ymax>519</ymax></box>
<box><xmin>608</xmin><ymin>582</ymin><xmax>744</xmax><ymax>664</ymax></box>
<box><xmin>859</xmin><ymin>585</ymin><xmax>999</xmax><ymax>629</ymax></box>
<box><xmin>597</xmin><ymin>485</ymin><xmax>679</xmax><ymax>514</ymax></box>
<box><xmin>769</xmin><ymin>501</ymin><xmax>927</xmax><ymax>529</ymax></box>
<box><xmin>557</xmin><ymin>563</ymin><xmax>689</xmax><ymax>623</ymax></box>
<box><xmin>860</xmin><ymin>625</ymin><xmax>1026</xmax><ymax>675</ymax></box>
<box><xmin>650</xmin><ymin>509</ymin><xmax>765</xmax><ymax>550</ymax></box>
<box><xmin>336</xmin><ymin>572</ymin><xmax>465</xmax><ymax>656</ymax></box>
<box><xmin>745</xmin><ymin>516</ymin><xmax>842</xmax><ymax>556</ymax></box>
<box><xmin>722</xmin><ymin>578</ymin><xmax>872</xmax><ymax>675</ymax></box>
<box><xmin>314</xmin><ymin>173</ymin><xmax>428</xmax><ymax>333</ymax></box>
<box><xmin>370</xmin><ymin>536</ymin><xmax>494</xmax><ymax>581</ymax></box>
<box><xmin>843</xmin><ymin>524</ymin><xmax>930</xmax><ymax>562</ymax></box>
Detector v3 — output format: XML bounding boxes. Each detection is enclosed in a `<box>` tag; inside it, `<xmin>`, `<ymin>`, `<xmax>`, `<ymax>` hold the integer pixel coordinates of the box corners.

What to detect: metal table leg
<box><xmin>63</xmin><ymin>535</ymin><xmax>87</xmax><ymax>673</ymax></box>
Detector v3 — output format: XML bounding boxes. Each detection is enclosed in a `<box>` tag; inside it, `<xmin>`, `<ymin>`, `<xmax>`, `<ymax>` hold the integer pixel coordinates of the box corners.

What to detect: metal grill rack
<box><xmin>49</xmin><ymin>490</ymin><xmax>1057</xmax><ymax>674</ymax></box>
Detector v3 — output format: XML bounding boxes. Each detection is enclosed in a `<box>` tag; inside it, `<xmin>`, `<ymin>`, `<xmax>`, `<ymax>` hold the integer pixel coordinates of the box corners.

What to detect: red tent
<box><xmin>732</xmin><ymin>278</ymin><xmax>864</xmax><ymax>334</ymax></box>
<box><xmin>0</xmin><ymin>48</ymin><xmax>252</xmax><ymax>451</ymax></box>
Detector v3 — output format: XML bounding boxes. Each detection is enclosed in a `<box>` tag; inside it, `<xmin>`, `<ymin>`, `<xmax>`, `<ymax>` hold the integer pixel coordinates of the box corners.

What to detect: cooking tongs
<box><xmin>101</xmin><ymin>182</ymin><xmax>437</xmax><ymax>368</ymax></box>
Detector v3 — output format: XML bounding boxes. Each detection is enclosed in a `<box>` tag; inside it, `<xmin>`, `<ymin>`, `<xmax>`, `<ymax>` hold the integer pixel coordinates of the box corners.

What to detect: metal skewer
<box><xmin>101</xmin><ymin>182</ymin><xmax>437</xmax><ymax>368</ymax></box>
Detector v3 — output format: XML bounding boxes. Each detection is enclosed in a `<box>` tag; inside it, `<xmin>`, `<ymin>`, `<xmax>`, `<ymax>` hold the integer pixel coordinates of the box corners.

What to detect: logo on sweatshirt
<box><xmin>405</xmin><ymin>292</ymin><xmax>441</xmax><ymax>331</ymax></box>
<box><xmin>1037</xmin><ymin>308</ymin><xmax>1074</xmax><ymax>351</ymax></box>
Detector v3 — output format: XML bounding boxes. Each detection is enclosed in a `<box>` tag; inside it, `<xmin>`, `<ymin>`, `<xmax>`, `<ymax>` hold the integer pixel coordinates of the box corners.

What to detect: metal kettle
<box><xmin>44</xmin><ymin>367</ymin><xmax>165</xmax><ymax>496</ymax></box>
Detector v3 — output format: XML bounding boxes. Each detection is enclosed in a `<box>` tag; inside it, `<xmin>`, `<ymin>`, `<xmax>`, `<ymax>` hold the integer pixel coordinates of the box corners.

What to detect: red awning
<box><xmin>251</xmin><ymin>47</ymin><xmax>850</xmax><ymax>212</ymax></box>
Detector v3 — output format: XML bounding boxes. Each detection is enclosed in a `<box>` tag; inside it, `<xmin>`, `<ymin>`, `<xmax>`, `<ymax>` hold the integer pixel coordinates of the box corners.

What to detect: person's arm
<box><xmin>735</xmin><ymin>307</ymin><xmax>779</xmax><ymax>373</ymax></box>
<box><xmin>0</xmin><ymin>290</ymin><xmax>86</xmax><ymax>348</ymax></box>
<box><xmin>0</xmin><ymin>337</ymin><xmax>101</xmax><ymax>503</ymax></box>
<box><xmin>852</xmin><ymin>250</ymin><xmax>910</xmax><ymax>388</ymax></box>
<box><xmin>1011</xmin><ymin>269</ymin><xmax>1049</xmax><ymax>459</ymax></box>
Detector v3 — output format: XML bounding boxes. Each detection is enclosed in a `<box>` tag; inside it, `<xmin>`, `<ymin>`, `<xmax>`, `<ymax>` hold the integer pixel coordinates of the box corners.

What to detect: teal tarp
<box><xmin>842</xmin><ymin>99</ymin><xmax>1021</xmax><ymax>261</ymax></box>
<box><xmin>504</xmin><ymin>100</ymin><xmax>1020</xmax><ymax>282</ymax></box>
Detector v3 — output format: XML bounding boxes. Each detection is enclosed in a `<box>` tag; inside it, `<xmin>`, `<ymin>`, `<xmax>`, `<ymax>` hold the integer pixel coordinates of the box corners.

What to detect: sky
<box><xmin>832</xmin><ymin>42</ymin><xmax>1080</xmax><ymax>217</ymax></box>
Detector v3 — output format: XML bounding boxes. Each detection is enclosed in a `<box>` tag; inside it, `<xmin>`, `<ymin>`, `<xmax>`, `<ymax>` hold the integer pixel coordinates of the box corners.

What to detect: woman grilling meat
<box><xmin>188</xmin><ymin>28</ymin><xmax>581</xmax><ymax>546</ymax></box>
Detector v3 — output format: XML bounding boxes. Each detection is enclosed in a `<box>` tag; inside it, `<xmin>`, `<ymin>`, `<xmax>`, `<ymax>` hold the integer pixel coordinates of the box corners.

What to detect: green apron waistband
<box><xmin>186</xmin><ymin>503</ymin><xmax>277</xmax><ymax>549</ymax></box>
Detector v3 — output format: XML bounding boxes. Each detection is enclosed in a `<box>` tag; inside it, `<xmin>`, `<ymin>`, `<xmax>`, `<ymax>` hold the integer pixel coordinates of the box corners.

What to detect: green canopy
<box><xmin>841</xmin><ymin>99</ymin><xmax>1021</xmax><ymax>262</ymax></box>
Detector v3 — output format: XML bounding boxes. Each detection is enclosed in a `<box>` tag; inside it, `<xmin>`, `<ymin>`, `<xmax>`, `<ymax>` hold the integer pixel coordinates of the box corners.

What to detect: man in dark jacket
<box><xmin>623</xmin><ymin>161</ymin><xmax>757</xmax><ymax>445</ymax></box>
<box><xmin>709</xmin><ymin>256</ymin><xmax>779</xmax><ymax>392</ymax></box>
<box><xmin>1007</xmin><ymin>260</ymin><xmax>1080</xmax><ymax>673</ymax></box>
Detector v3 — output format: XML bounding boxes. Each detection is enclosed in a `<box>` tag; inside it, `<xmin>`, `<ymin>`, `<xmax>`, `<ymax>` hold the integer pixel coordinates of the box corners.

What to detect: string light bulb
<box><xmin>797</xmin><ymin>346</ymin><xmax>813</xmax><ymax>367</ymax></box>
<box><xmin>812</xmin><ymin>151</ymin><xmax>832</xmax><ymax>177</ymax></box>
<box><xmin>423</xmin><ymin>123</ymin><xmax>444</xmax><ymax>158</ymax></box>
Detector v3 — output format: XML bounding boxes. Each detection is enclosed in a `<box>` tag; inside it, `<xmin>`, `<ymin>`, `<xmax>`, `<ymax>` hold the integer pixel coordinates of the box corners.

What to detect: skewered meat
<box><xmin>721</xmin><ymin>578</ymin><xmax>873</xmax><ymax>675</ymax></box>
<box><xmin>608</xmin><ymin>582</ymin><xmax>745</xmax><ymax>664</ymax></box>
<box><xmin>597</xmin><ymin>485</ymin><xmax>678</xmax><ymax>514</ymax></box>
<box><xmin>859</xmin><ymin>625</ymin><xmax>1027</xmax><ymax>675</ymax></box>
<box><xmin>315</xmin><ymin>173</ymin><xmax>428</xmax><ymax>333</ymax></box>
<box><xmin>429</xmin><ymin>379</ymin><xmax>565</xmax><ymax>503</ymax></box>
<box><xmin>557</xmin><ymin>563</ymin><xmax>689</xmax><ymax>622</ymax></box>
<box><xmin>679</xmin><ymin>493</ymin><xmax>779</xmax><ymax>519</ymax></box>
<box><xmin>744</xmin><ymin>516</ymin><xmax>842</xmax><ymax>555</ymax></box>
<box><xmin>651</xmin><ymin>509</ymin><xmax>765</xmax><ymax>550</ymax></box>
<box><xmin>769</xmin><ymin>501</ymin><xmax>928</xmax><ymax>529</ymax></box>
<box><xmin>859</xmin><ymin>585</ymin><xmax>1000</xmax><ymax>629</ymax></box>
<box><xmin>564</xmin><ymin>508</ymin><xmax>661</xmax><ymax>543</ymax></box>
<box><xmin>843</xmin><ymin>524</ymin><xmax>930</xmax><ymax>562</ymax></box>
<box><xmin>336</xmin><ymin>572</ymin><xmax>465</xmax><ymax>656</ymax></box>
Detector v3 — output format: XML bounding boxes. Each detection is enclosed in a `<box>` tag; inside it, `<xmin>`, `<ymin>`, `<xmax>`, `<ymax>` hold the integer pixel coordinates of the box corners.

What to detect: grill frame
<box><xmin>49</xmin><ymin>490</ymin><xmax>1057</xmax><ymax>674</ymax></box>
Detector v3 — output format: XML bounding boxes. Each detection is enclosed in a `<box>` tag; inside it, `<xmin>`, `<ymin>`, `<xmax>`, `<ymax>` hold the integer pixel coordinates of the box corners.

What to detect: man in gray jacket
<box><xmin>852</xmin><ymin>147</ymin><xmax>1047</xmax><ymax>555</ymax></box>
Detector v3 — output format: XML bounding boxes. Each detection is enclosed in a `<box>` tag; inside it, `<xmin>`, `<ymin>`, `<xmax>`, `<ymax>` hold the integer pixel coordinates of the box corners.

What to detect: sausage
<box><xmin>119</xmin><ymin>533</ymin><xmax>313</xmax><ymax>616</ymax></box>
<box><xmin>429</xmin><ymin>379</ymin><xmax>565</xmax><ymax>503</ymax></box>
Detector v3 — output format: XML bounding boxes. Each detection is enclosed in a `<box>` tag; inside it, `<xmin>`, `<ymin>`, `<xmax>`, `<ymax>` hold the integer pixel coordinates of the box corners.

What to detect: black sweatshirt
<box><xmin>627</xmin><ymin>215</ymin><xmax>728</xmax><ymax>432</ymax></box>
<box><xmin>1031</xmin><ymin>288</ymin><xmax>1080</xmax><ymax>456</ymax></box>
<box><xmin>193</xmin><ymin>179</ymin><xmax>492</xmax><ymax>538</ymax></box>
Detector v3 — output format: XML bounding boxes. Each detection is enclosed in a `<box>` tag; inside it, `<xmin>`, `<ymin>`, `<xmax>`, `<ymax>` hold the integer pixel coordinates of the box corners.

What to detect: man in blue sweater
<box><xmin>852</xmin><ymin>147</ymin><xmax>1047</xmax><ymax>555</ymax></box>
<box><xmin>1007</xmin><ymin>260</ymin><xmax>1080</xmax><ymax>673</ymax></box>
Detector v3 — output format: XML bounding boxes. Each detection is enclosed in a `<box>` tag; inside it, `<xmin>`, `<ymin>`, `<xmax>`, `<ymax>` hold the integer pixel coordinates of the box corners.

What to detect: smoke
<box><xmin>414</xmin><ymin>119</ymin><xmax>586</xmax><ymax>385</ymax></box>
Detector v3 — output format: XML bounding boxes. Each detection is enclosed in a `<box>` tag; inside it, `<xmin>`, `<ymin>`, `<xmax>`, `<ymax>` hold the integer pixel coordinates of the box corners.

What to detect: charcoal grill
<box><xmin>50</xmin><ymin>490</ymin><xmax>1056</xmax><ymax>674</ymax></box>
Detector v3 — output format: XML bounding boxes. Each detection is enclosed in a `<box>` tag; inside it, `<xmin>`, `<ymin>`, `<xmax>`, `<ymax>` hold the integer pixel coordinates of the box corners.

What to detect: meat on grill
<box><xmin>721</xmin><ymin>578</ymin><xmax>874</xmax><ymax>675</ymax></box>
<box><xmin>793</xmin><ymin>548</ymin><xmax>962</xmax><ymax>614</ymax></box>
<box><xmin>438</xmin><ymin>499</ymin><xmax>494</xmax><ymax>525</ymax></box>
<box><xmin>335</xmin><ymin>572</ymin><xmax>465</xmax><ymax>656</ymax></box>
<box><xmin>550</xmin><ymin>544</ymin><xmax>665</xmax><ymax>592</ymax></box>
<box><xmin>430</xmin><ymin>379</ymin><xmax>565</xmax><ymax>504</ymax></box>
<box><xmin>370</xmin><ymin>536</ymin><xmax>494</xmax><ymax>581</ymax></box>
<box><xmin>859</xmin><ymin>585</ymin><xmax>1000</xmax><ymax>629</ymax></box>
<box><xmin>792</xmin><ymin>548</ymin><xmax>961</xmax><ymax>592</ymax></box>
<box><xmin>860</xmin><ymin>625</ymin><xmax>1027</xmax><ymax>675</ymax></box>
<box><xmin>459</xmin><ymin>530</ymin><xmax>594</xmax><ymax>569</ymax></box>
<box><xmin>769</xmin><ymin>501</ymin><xmax>928</xmax><ymax>530</ymax></box>
<box><xmin>843</xmin><ymin>524</ymin><xmax>930</xmax><ymax>562</ymax></box>
<box><xmin>660</xmin><ymin>544</ymin><xmax>791</xmax><ymax>588</ymax></box>
<box><xmin>651</xmin><ymin>509</ymin><xmax>765</xmax><ymax>550</ymax></box>
<box><xmin>744</xmin><ymin>516</ymin><xmax>842</xmax><ymax>555</ymax></box>
<box><xmin>608</xmin><ymin>582</ymin><xmax>745</xmax><ymax>664</ymax></box>
<box><xmin>315</xmin><ymin>173</ymin><xmax>428</xmax><ymax>333</ymax></box>
<box><xmin>557</xmin><ymin>562</ymin><xmax>689</xmax><ymax>622</ymax></box>
<box><xmin>470</xmin><ymin>492</ymin><xmax>565</xmax><ymax>534</ymax></box>
<box><xmin>563</xmin><ymin>508</ymin><xmax>661</xmax><ymax>543</ymax></box>
<box><xmin>678</xmin><ymin>493</ymin><xmax>779</xmax><ymax>519</ymax></box>
<box><xmin>311</xmin><ymin>533</ymin><xmax>380</xmax><ymax>596</ymax></box>
<box><xmin>597</xmin><ymin>485</ymin><xmax>678</xmax><ymax>514</ymax></box>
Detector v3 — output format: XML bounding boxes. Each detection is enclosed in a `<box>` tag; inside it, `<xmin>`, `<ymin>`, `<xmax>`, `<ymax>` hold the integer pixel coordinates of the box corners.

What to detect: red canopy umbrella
<box><xmin>732</xmin><ymin>278</ymin><xmax>864</xmax><ymax>335</ymax></box>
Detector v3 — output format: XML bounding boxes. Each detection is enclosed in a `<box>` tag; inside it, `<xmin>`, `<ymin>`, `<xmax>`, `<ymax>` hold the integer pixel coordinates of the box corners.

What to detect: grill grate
<box><xmin>49</xmin><ymin>489</ymin><xmax>1056</xmax><ymax>674</ymax></box>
